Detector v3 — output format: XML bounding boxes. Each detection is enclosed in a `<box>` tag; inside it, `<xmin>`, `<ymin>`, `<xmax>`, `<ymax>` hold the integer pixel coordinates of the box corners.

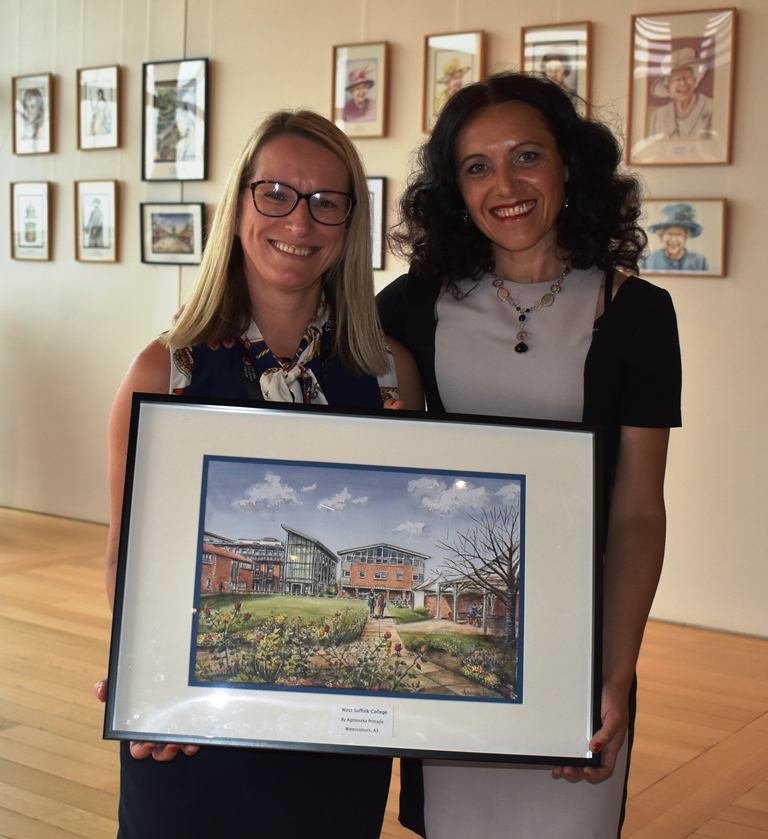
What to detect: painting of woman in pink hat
<box><xmin>343</xmin><ymin>65</ymin><xmax>376</xmax><ymax>123</ymax></box>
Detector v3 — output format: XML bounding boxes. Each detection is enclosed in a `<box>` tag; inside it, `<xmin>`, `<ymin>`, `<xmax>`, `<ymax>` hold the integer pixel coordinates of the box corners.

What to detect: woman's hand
<box><xmin>93</xmin><ymin>678</ymin><xmax>200</xmax><ymax>761</ymax></box>
<box><xmin>552</xmin><ymin>681</ymin><xmax>628</xmax><ymax>784</ymax></box>
<box><xmin>383</xmin><ymin>398</ymin><xmax>406</xmax><ymax>410</ymax></box>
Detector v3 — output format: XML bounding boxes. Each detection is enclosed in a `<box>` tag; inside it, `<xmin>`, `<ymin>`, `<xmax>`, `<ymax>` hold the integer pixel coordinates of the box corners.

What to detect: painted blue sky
<box><xmin>200</xmin><ymin>456</ymin><xmax>522</xmax><ymax>572</ymax></box>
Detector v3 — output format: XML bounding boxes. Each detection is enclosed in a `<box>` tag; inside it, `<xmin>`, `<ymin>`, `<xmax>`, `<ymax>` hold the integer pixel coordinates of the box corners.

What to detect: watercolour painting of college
<box><xmin>106</xmin><ymin>398</ymin><xmax>601</xmax><ymax>764</ymax></box>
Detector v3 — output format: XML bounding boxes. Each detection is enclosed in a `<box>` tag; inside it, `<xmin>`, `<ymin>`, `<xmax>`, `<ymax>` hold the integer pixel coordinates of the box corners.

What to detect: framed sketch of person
<box><xmin>142</xmin><ymin>58</ymin><xmax>208</xmax><ymax>181</ymax></box>
<box><xmin>140</xmin><ymin>202</ymin><xmax>205</xmax><ymax>265</ymax></box>
<box><xmin>640</xmin><ymin>199</ymin><xmax>726</xmax><ymax>277</ymax></box>
<box><xmin>521</xmin><ymin>22</ymin><xmax>590</xmax><ymax>115</ymax></box>
<box><xmin>11</xmin><ymin>182</ymin><xmax>52</xmax><ymax>260</ymax></box>
<box><xmin>77</xmin><ymin>65</ymin><xmax>120</xmax><ymax>150</ymax></box>
<box><xmin>104</xmin><ymin>395</ymin><xmax>604</xmax><ymax>766</ymax></box>
<box><xmin>75</xmin><ymin>181</ymin><xmax>118</xmax><ymax>263</ymax></box>
<box><xmin>423</xmin><ymin>31</ymin><xmax>485</xmax><ymax>133</ymax></box>
<box><xmin>12</xmin><ymin>73</ymin><xmax>53</xmax><ymax>155</ymax></box>
<box><xmin>628</xmin><ymin>9</ymin><xmax>736</xmax><ymax>165</ymax></box>
<box><xmin>333</xmin><ymin>42</ymin><xmax>389</xmax><ymax>138</ymax></box>
<box><xmin>367</xmin><ymin>177</ymin><xmax>386</xmax><ymax>270</ymax></box>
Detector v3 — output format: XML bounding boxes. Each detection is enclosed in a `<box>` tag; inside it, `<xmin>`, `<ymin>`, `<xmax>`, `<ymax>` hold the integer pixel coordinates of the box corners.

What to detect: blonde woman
<box><xmin>101</xmin><ymin>110</ymin><xmax>421</xmax><ymax>839</ymax></box>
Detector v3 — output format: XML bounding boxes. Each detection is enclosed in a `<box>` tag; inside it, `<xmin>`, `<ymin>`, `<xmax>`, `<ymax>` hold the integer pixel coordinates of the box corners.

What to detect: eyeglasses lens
<box><xmin>252</xmin><ymin>182</ymin><xmax>352</xmax><ymax>225</ymax></box>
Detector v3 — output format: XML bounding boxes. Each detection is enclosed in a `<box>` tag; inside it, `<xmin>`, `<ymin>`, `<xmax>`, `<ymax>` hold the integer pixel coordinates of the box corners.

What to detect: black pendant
<box><xmin>514</xmin><ymin>341</ymin><xmax>529</xmax><ymax>354</ymax></box>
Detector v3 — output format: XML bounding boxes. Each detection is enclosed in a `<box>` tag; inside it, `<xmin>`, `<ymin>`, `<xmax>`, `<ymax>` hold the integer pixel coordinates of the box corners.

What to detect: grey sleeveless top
<box><xmin>434</xmin><ymin>267</ymin><xmax>602</xmax><ymax>422</ymax></box>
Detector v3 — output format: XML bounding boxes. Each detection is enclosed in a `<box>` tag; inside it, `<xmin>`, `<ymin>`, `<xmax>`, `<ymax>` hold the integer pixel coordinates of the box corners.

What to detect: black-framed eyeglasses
<box><xmin>248</xmin><ymin>181</ymin><xmax>355</xmax><ymax>226</ymax></box>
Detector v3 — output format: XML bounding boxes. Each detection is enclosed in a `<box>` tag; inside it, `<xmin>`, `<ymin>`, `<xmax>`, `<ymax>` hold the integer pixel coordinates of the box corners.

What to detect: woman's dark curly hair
<box><xmin>390</xmin><ymin>71</ymin><xmax>647</xmax><ymax>289</ymax></box>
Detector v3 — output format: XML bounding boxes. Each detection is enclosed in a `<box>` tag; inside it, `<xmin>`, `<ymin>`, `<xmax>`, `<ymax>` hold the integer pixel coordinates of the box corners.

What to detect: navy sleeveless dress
<box><xmin>117</xmin><ymin>319</ymin><xmax>395</xmax><ymax>839</ymax></box>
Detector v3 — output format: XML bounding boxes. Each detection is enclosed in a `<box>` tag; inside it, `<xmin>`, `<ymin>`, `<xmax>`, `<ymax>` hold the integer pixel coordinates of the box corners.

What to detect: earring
<box><xmin>461</xmin><ymin>209</ymin><xmax>469</xmax><ymax>222</ymax></box>
<box><xmin>562</xmin><ymin>197</ymin><xmax>570</xmax><ymax>210</ymax></box>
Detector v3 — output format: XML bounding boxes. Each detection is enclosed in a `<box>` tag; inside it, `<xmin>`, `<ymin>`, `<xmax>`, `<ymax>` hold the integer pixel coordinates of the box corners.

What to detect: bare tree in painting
<box><xmin>439</xmin><ymin>504</ymin><xmax>520</xmax><ymax>649</ymax></box>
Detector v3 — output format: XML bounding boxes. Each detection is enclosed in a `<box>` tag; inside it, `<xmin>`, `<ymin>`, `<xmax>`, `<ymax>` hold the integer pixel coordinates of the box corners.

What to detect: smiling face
<box><xmin>351</xmin><ymin>82</ymin><xmax>369</xmax><ymax>106</ymax></box>
<box><xmin>237</xmin><ymin>134</ymin><xmax>349</xmax><ymax>306</ymax></box>
<box><xmin>668</xmin><ymin>67</ymin><xmax>697</xmax><ymax>107</ymax></box>
<box><xmin>660</xmin><ymin>225</ymin><xmax>688</xmax><ymax>260</ymax></box>
<box><xmin>455</xmin><ymin>101</ymin><xmax>567</xmax><ymax>277</ymax></box>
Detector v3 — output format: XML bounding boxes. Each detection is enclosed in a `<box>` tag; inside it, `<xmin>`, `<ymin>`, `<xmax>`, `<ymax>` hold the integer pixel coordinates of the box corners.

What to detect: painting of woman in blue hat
<box><xmin>643</xmin><ymin>202</ymin><xmax>710</xmax><ymax>272</ymax></box>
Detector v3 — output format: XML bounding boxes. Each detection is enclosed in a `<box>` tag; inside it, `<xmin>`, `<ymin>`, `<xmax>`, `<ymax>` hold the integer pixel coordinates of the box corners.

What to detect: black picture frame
<box><xmin>142</xmin><ymin>58</ymin><xmax>208</xmax><ymax>181</ymax></box>
<box><xmin>105</xmin><ymin>395</ymin><xmax>603</xmax><ymax>766</ymax></box>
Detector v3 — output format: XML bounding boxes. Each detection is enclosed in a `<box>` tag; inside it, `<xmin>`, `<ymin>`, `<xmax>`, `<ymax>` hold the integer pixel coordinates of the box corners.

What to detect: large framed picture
<box><xmin>521</xmin><ymin>22</ymin><xmax>590</xmax><ymax>113</ymax></box>
<box><xmin>75</xmin><ymin>180</ymin><xmax>118</xmax><ymax>263</ymax></box>
<box><xmin>142</xmin><ymin>58</ymin><xmax>208</xmax><ymax>181</ymax></box>
<box><xmin>641</xmin><ymin>198</ymin><xmax>726</xmax><ymax>277</ymax></box>
<box><xmin>367</xmin><ymin>176</ymin><xmax>386</xmax><ymax>270</ymax></box>
<box><xmin>140</xmin><ymin>202</ymin><xmax>205</xmax><ymax>265</ymax></box>
<box><xmin>423</xmin><ymin>31</ymin><xmax>485</xmax><ymax>132</ymax></box>
<box><xmin>11</xmin><ymin>182</ymin><xmax>51</xmax><ymax>260</ymax></box>
<box><xmin>77</xmin><ymin>65</ymin><xmax>120</xmax><ymax>150</ymax></box>
<box><xmin>332</xmin><ymin>42</ymin><xmax>389</xmax><ymax>138</ymax></box>
<box><xmin>105</xmin><ymin>396</ymin><xmax>603</xmax><ymax>766</ymax></box>
<box><xmin>628</xmin><ymin>9</ymin><xmax>736</xmax><ymax>165</ymax></box>
<box><xmin>12</xmin><ymin>73</ymin><xmax>53</xmax><ymax>154</ymax></box>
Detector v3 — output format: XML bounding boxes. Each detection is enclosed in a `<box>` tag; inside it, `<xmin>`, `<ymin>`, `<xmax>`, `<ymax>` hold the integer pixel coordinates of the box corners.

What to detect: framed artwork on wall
<box><xmin>142</xmin><ymin>58</ymin><xmax>208</xmax><ymax>181</ymax></box>
<box><xmin>11</xmin><ymin>182</ymin><xmax>51</xmax><ymax>260</ymax></box>
<box><xmin>77</xmin><ymin>65</ymin><xmax>120</xmax><ymax>150</ymax></box>
<box><xmin>140</xmin><ymin>202</ymin><xmax>205</xmax><ymax>265</ymax></box>
<box><xmin>332</xmin><ymin>42</ymin><xmax>389</xmax><ymax>138</ymax></box>
<box><xmin>12</xmin><ymin>73</ymin><xmax>53</xmax><ymax>154</ymax></box>
<box><xmin>521</xmin><ymin>22</ymin><xmax>590</xmax><ymax>113</ymax></box>
<box><xmin>105</xmin><ymin>395</ymin><xmax>603</xmax><ymax>765</ymax></box>
<box><xmin>640</xmin><ymin>198</ymin><xmax>726</xmax><ymax>277</ymax></box>
<box><xmin>75</xmin><ymin>180</ymin><xmax>118</xmax><ymax>263</ymax></box>
<box><xmin>627</xmin><ymin>9</ymin><xmax>736</xmax><ymax>165</ymax></box>
<box><xmin>423</xmin><ymin>31</ymin><xmax>485</xmax><ymax>132</ymax></box>
<box><xmin>366</xmin><ymin>177</ymin><xmax>386</xmax><ymax>270</ymax></box>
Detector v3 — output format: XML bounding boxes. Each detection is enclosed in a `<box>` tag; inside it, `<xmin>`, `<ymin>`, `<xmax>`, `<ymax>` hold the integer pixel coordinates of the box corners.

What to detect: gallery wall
<box><xmin>1</xmin><ymin>0</ymin><xmax>766</xmax><ymax>637</ymax></box>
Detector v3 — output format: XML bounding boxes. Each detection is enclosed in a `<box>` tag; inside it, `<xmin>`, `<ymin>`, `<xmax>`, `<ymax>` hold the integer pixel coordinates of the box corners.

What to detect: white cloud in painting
<box><xmin>301</xmin><ymin>483</ymin><xmax>317</xmax><ymax>493</ymax></box>
<box><xmin>317</xmin><ymin>487</ymin><xmax>368</xmax><ymax>512</ymax></box>
<box><xmin>393</xmin><ymin>521</ymin><xmax>428</xmax><ymax>538</ymax></box>
<box><xmin>496</xmin><ymin>482</ymin><xmax>521</xmax><ymax>505</ymax></box>
<box><xmin>410</xmin><ymin>476</ymin><xmax>490</xmax><ymax>515</ymax></box>
<box><xmin>232</xmin><ymin>472</ymin><xmax>301</xmax><ymax>508</ymax></box>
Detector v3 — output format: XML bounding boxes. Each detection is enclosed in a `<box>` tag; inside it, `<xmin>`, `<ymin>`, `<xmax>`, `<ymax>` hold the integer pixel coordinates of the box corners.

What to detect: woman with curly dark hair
<box><xmin>378</xmin><ymin>71</ymin><xmax>682</xmax><ymax>838</ymax></box>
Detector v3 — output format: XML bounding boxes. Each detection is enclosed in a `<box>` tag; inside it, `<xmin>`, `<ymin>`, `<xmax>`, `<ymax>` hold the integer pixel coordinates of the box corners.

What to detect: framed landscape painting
<box><xmin>140</xmin><ymin>202</ymin><xmax>205</xmax><ymax>265</ymax></box>
<box><xmin>105</xmin><ymin>397</ymin><xmax>603</xmax><ymax>766</ymax></box>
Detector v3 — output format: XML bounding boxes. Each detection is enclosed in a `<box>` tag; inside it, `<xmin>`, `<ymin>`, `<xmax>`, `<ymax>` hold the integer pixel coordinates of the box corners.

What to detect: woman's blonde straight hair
<box><xmin>165</xmin><ymin>110</ymin><xmax>388</xmax><ymax>376</ymax></box>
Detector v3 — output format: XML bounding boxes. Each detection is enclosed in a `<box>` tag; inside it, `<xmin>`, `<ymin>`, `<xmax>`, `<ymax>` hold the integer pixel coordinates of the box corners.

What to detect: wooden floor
<box><xmin>0</xmin><ymin>508</ymin><xmax>766</xmax><ymax>838</ymax></box>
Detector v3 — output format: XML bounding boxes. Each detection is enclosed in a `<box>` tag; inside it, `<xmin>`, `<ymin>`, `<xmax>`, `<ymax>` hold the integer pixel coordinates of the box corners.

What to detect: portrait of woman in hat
<box><xmin>643</xmin><ymin>202</ymin><xmax>711</xmax><ymax>273</ymax></box>
<box><xmin>343</xmin><ymin>65</ymin><xmax>377</xmax><ymax>123</ymax></box>
<box><xmin>649</xmin><ymin>47</ymin><xmax>713</xmax><ymax>140</ymax></box>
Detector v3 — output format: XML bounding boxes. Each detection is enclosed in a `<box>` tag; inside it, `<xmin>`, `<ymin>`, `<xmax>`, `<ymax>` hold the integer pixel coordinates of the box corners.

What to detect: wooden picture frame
<box><xmin>140</xmin><ymin>202</ymin><xmax>205</xmax><ymax>265</ymax></box>
<box><xmin>423</xmin><ymin>31</ymin><xmax>485</xmax><ymax>132</ymax></box>
<box><xmin>333</xmin><ymin>42</ymin><xmax>389</xmax><ymax>138</ymax></box>
<box><xmin>12</xmin><ymin>73</ymin><xmax>53</xmax><ymax>154</ymax></box>
<box><xmin>75</xmin><ymin>180</ymin><xmax>118</xmax><ymax>262</ymax></box>
<box><xmin>641</xmin><ymin>198</ymin><xmax>726</xmax><ymax>276</ymax></box>
<box><xmin>105</xmin><ymin>395</ymin><xmax>603</xmax><ymax>765</ymax></box>
<box><xmin>367</xmin><ymin>176</ymin><xmax>386</xmax><ymax>270</ymax></box>
<box><xmin>521</xmin><ymin>22</ymin><xmax>590</xmax><ymax>113</ymax></box>
<box><xmin>11</xmin><ymin>182</ymin><xmax>51</xmax><ymax>260</ymax></box>
<box><xmin>142</xmin><ymin>58</ymin><xmax>208</xmax><ymax>181</ymax></box>
<box><xmin>77</xmin><ymin>65</ymin><xmax>120</xmax><ymax>150</ymax></box>
<box><xmin>627</xmin><ymin>9</ymin><xmax>736</xmax><ymax>165</ymax></box>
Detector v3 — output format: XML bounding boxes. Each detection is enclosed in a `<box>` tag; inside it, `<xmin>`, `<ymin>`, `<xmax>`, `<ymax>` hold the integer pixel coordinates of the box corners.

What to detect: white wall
<box><xmin>1</xmin><ymin>0</ymin><xmax>765</xmax><ymax>637</ymax></box>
